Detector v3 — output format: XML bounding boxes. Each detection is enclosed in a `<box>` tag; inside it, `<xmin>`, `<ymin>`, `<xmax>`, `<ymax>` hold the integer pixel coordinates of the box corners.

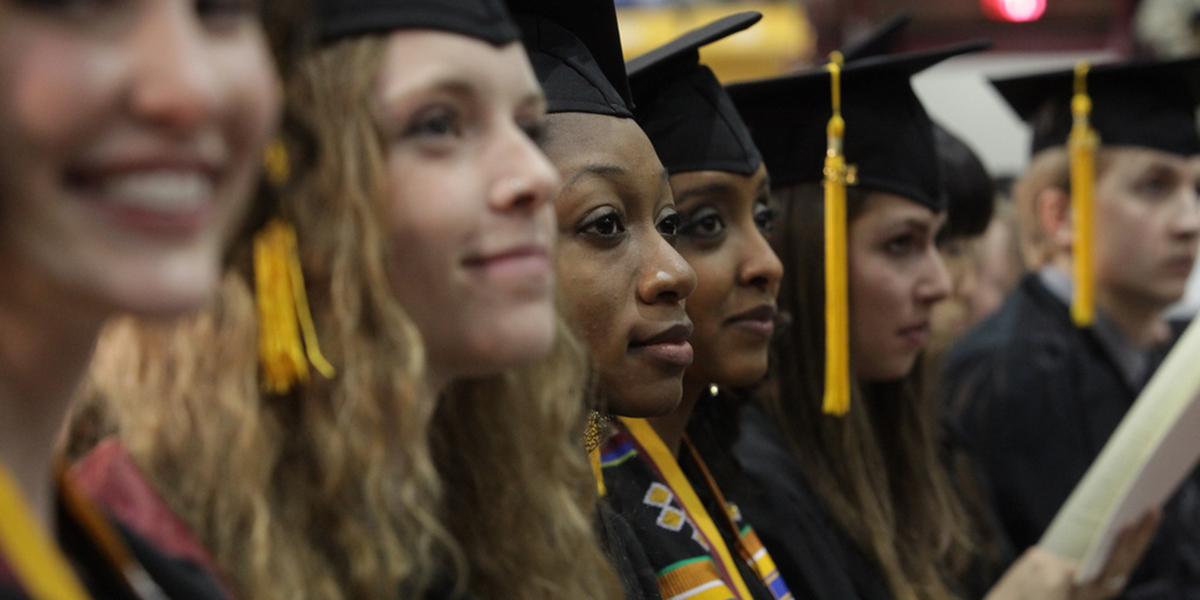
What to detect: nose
<box><xmin>739</xmin><ymin>227</ymin><xmax>784</xmax><ymax>296</ymax></box>
<box><xmin>128</xmin><ymin>6</ymin><xmax>221</xmax><ymax>134</ymax></box>
<box><xmin>489</xmin><ymin>123</ymin><xmax>562</xmax><ymax>212</ymax></box>
<box><xmin>637</xmin><ymin>234</ymin><xmax>697</xmax><ymax>306</ymax></box>
<box><xmin>1171</xmin><ymin>184</ymin><xmax>1200</xmax><ymax>240</ymax></box>
<box><xmin>917</xmin><ymin>247</ymin><xmax>952</xmax><ymax>306</ymax></box>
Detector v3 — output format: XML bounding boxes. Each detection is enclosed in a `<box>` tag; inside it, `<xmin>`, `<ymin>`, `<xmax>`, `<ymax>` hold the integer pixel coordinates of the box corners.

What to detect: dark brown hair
<box><xmin>762</xmin><ymin>183</ymin><xmax>979</xmax><ymax>600</ymax></box>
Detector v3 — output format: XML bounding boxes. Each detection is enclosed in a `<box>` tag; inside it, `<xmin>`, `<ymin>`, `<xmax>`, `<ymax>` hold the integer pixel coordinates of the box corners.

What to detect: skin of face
<box><xmin>929</xmin><ymin>235</ymin><xmax>977</xmax><ymax>353</ymax></box>
<box><xmin>848</xmin><ymin>192</ymin><xmax>951</xmax><ymax>381</ymax></box>
<box><xmin>375</xmin><ymin>32</ymin><xmax>561</xmax><ymax>386</ymax></box>
<box><xmin>672</xmin><ymin>164</ymin><xmax>783</xmax><ymax>388</ymax></box>
<box><xmin>1091</xmin><ymin>147</ymin><xmax>1200</xmax><ymax>313</ymax></box>
<box><xmin>0</xmin><ymin>0</ymin><xmax>280</xmax><ymax>320</ymax></box>
<box><xmin>542</xmin><ymin>112</ymin><xmax>697</xmax><ymax>417</ymax></box>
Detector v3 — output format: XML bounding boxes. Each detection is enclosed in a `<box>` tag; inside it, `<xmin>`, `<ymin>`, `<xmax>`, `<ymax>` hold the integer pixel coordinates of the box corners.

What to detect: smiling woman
<box><xmin>0</xmin><ymin>0</ymin><xmax>279</xmax><ymax>597</ymax></box>
<box><xmin>72</xmin><ymin>1</ymin><xmax>622</xmax><ymax>599</ymax></box>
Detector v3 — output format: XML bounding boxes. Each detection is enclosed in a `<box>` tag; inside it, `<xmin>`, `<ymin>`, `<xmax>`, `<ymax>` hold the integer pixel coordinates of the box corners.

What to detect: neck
<box><xmin>1096</xmin><ymin>288</ymin><xmax>1171</xmax><ymax>348</ymax></box>
<box><xmin>0</xmin><ymin>282</ymin><xmax>103</xmax><ymax>531</ymax></box>
<box><xmin>646</xmin><ymin>377</ymin><xmax>706</xmax><ymax>457</ymax></box>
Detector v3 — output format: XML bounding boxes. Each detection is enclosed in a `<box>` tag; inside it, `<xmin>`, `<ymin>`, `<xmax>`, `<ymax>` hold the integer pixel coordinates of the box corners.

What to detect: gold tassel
<box><xmin>263</xmin><ymin>138</ymin><xmax>291</xmax><ymax>188</ymax></box>
<box><xmin>254</xmin><ymin>219</ymin><xmax>335</xmax><ymax>394</ymax></box>
<box><xmin>823</xmin><ymin>52</ymin><xmax>852</xmax><ymax>417</ymax></box>
<box><xmin>1069</xmin><ymin>62</ymin><xmax>1098</xmax><ymax>327</ymax></box>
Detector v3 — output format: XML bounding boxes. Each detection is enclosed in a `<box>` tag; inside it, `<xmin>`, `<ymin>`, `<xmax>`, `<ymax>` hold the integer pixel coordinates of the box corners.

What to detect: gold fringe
<box><xmin>1069</xmin><ymin>61</ymin><xmax>1098</xmax><ymax>327</ymax></box>
<box><xmin>823</xmin><ymin>52</ymin><xmax>852</xmax><ymax>416</ymax></box>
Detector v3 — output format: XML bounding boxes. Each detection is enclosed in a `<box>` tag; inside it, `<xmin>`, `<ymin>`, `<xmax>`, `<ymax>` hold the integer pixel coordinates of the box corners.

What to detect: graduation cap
<box><xmin>993</xmin><ymin>57</ymin><xmax>1200</xmax><ymax>327</ymax></box>
<box><xmin>728</xmin><ymin>41</ymin><xmax>988</xmax><ymax>415</ymax></box>
<box><xmin>991</xmin><ymin>56</ymin><xmax>1200</xmax><ymax>156</ymax></box>
<box><xmin>840</xmin><ymin>11</ymin><xmax>912</xmax><ymax>63</ymax></box>
<box><xmin>934</xmin><ymin>122</ymin><xmax>995</xmax><ymax>240</ymax></box>
<box><xmin>728</xmin><ymin>40</ymin><xmax>991</xmax><ymax>211</ymax></box>
<box><xmin>315</xmin><ymin>0</ymin><xmax>520</xmax><ymax>46</ymax></box>
<box><xmin>507</xmin><ymin>0</ymin><xmax>633</xmax><ymax>117</ymax></box>
<box><xmin>626</xmin><ymin>12</ymin><xmax>763</xmax><ymax>176</ymax></box>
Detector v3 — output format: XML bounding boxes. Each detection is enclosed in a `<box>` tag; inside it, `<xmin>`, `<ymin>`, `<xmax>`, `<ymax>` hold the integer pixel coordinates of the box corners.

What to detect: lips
<box><xmin>898</xmin><ymin>321</ymin><xmax>930</xmax><ymax>348</ymax></box>
<box><xmin>67</xmin><ymin>160</ymin><xmax>223</xmax><ymax>236</ymax></box>
<box><xmin>629</xmin><ymin>321</ymin><xmax>694</xmax><ymax>367</ymax></box>
<box><xmin>462</xmin><ymin>243</ymin><xmax>552</xmax><ymax>284</ymax></box>
<box><xmin>726</xmin><ymin>304</ymin><xmax>777</xmax><ymax>339</ymax></box>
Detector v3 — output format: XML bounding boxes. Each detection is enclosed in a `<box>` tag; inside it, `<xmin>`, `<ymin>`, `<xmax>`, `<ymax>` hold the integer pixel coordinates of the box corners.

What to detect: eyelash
<box><xmin>657</xmin><ymin>209</ymin><xmax>682</xmax><ymax>242</ymax></box>
<box><xmin>754</xmin><ymin>203</ymin><xmax>778</xmax><ymax>234</ymax></box>
<box><xmin>405</xmin><ymin>106</ymin><xmax>461</xmax><ymax>140</ymax></box>
<box><xmin>577</xmin><ymin>207</ymin><xmax>627</xmax><ymax>241</ymax></box>
<box><xmin>680</xmin><ymin>207</ymin><xmax>725</xmax><ymax>240</ymax></box>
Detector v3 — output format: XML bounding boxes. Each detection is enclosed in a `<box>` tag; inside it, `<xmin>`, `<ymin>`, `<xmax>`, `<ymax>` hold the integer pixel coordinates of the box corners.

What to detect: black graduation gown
<box><xmin>0</xmin><ymin>488</ymin><xmax>229</xmax><ymax>600</ymax></box>
<box><xmin>730</xmin><ymin>404</ymin><xmax>895</xmax><ymax>600</ymax></box>
<box><xmin>598</xmin><ymin>499</ymin><xmax>663</xmax><ymax>600</ymax></box>
<box><xmin>942</xmin><ymin>273</ymin><xmax>1200</xmax><ymax>599</ymax></box>
<box><xmin>600</xmin><ymin>424</ymin><xmax>780</xmax><ymax>600</ymax></box>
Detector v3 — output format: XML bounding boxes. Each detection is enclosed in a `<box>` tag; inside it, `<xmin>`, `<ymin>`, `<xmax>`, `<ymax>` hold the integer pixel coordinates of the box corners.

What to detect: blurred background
<box><xmin>615</xmin><ymin>0</ymin><xmax>1200</xmax><ymax>316</ymax></box>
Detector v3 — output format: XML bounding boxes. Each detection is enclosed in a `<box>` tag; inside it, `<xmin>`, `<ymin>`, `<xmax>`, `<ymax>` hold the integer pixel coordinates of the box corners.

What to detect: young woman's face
<box><xmin>672</xmin><ymin>164</ymin><xmax>782</xmax><ymax>388</ymax></box>
<box><xmin>543</xmin><ymin>112</ymin><xmax>696</xmax><ymax>417</ymax></box>
<box><xmin>848</xmin><ymin>192</ymin><xmax>949</xmax><ymax>381</ymax></box>
<box><xmin>0</xmin><ymin>0</ymin><xmax>279</xmax><ymax>318</ymax></box>
<box><xmin>376</xmin><ymin>32</ymin><xmax>561</xmax><ymax>386</ymax></box>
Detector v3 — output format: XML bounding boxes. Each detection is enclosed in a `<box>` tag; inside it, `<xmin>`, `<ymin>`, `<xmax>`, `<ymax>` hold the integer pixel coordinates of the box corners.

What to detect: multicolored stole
<box><xmin>0</xmin><ymin>461</ymin><xmax>164</xmax><ymax>600</ymax></box>
<box><xmin>622</xmin><ymin>417</ymin><xmax>788</xmax><ymax>600</ymax></box>
<box><xmin>681</xmin><ymin>435</ymin><xmax>792</xmax><ymax>600</ymax></box>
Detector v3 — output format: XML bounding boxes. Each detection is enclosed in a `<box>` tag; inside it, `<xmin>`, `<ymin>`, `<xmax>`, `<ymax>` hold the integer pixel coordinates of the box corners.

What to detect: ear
<box><xmin>1035</xmin><ymin>186</ymin><xmax>1072</xmax><ymax>255</ymax></box>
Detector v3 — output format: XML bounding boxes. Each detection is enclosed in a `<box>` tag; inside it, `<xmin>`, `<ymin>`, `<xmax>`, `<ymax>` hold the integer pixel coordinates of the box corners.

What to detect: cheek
<box><xmin>0</xmin><ymin>33</ymin><xmax>106</xmax><ymax>159</ymax></box>
<box><xmin>555</xmin><ymin>242</ymin><xmax>624</xmax><ymax>354</ymax></box>
<box><xmin>681</xmin><ymin>253</ymin><xmax>726</xmax><ymax>333</ymax></box>
<box><xmin>213</xmin><ymin>35</ymin><xmax>280</xmax><ymax>153</ymax></box>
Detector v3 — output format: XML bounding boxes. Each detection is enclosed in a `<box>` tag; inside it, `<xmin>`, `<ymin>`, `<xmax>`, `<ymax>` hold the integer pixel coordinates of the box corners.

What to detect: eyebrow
<box><xmin>673</xmin><ymin>181</ymin><xmax>738</xmax><ymax>205</ymax></box>
<box><xmin>563</xmin><ymin>164</ymin><xmax>628</xmax><ymax>192</ymax></box>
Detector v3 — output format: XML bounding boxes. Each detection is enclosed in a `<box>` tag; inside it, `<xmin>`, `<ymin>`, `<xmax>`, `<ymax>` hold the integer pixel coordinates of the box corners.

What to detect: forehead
<box><xmin>542</xmin><ymin>112</ymin><xmax>662</xmax><ymax>180</ymax></box>
<box><xmin>1100</xmin><ymin>145</ymin><xmax>1195</xmax><ymax>176</ymax></box>
<box><xmin>376</xmin><ymin>31</ymin><xmax>538</xmax><ymax>97</ymax></box>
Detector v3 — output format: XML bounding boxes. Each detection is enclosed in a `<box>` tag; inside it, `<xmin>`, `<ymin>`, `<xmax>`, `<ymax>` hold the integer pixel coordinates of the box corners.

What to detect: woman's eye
<box><xmin>753</xmin><ymin>204</ymin><xmax>778</xmax><ymax>234</ymax></box>
<box><xmin>657</xmin><ymin>210</ymin><xmax>682</xmax><ymax>241</ymax></box>
<box><xmin>405</xmin><ymin>106</ymin><xmax>462</xmax><ymax>140</ymax></box>
<box><xmin>1135</xmin><ymin>176</ymin><xmax>1173</xmax><ymax>199</ymax></box>
<box><xmin>680</xmin><ymin>207</ymin><xmax>725</xmax><ymax>239</ymax></box>
<box><xmin>197</xmin><ymin>0</ymin><xmax>255</xmax><ymax>20</ymax></box>
<box><xmin>884</xmin><ymin>234</ymin><xmax>916</xmax><ymax>256</ymax></box>
<box><xmin>518</xmin><ymin>119</ymin><xmax>548</xmax><ymax>148</ymax></box>
<box><xmin>578</xmin><ymin>208</ymin><xmax>626</xmax><ymax>239</ymax></box>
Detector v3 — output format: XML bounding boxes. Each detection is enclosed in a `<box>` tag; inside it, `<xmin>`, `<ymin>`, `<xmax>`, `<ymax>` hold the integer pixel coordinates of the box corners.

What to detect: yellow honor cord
<box><xmin>589</xmin><ymin>448</ymin><xmax>606</xmax><ymax>497</ymax></box>
<box><xmin>254</xmin><ymin>219</ymin><xmax>335</xmax><ymax>394</ymax></box>
<box><xmin>0</xmin><ymin>462</ymin><xmax>91</xmax><ymax>600</ymax></box>
<box><xmin>823</xmin><ymin>52</ymin><xmax>851</xmax><ymax>416</ymax></box>
<box><xmin>1069</xmin><ymin>62</ymin><xmax>1098</xmax><ymax>327</ymax></box>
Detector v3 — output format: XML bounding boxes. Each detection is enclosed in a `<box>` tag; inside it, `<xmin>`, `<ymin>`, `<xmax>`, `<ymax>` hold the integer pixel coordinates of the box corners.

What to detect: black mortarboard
<box><xmin>626</xmin><ymin>12</ymin><xmax>763</xmax><ymax>176</ymax></box>
<box><xmin>315</xmin><ymin>0</ymin><xmax>520</xmax><ymax>46</ymax></box>
<box><xmin>992</xmin><ymin>56</ymin><xmax>1200</xmax><ymax>155</ymax></box>
<box><xmin>507</xmin><ymin>0</ymin><xmax>633</xmax><ymax>117</ymax></box>
<box><xmin>934</xmin><ymin>122</ymin><xmax>995</xmax><ymax>239</ymax></box>
<box><xmin>727</xmin><ymin>41</ymin><xmax>990</xmax><ymax>212</ymax></box>
<box><xmin>840</xmin><ymin>11</ymin><xmax>912</xmax><ymax>63</ymax></box>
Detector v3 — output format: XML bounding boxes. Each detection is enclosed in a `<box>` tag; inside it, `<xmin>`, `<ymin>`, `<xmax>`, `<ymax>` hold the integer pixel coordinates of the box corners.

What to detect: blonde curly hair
<box><xmin>76</xmin><ymin>34</ymin><xmax>620</xmax><ymax>600</ymax></box>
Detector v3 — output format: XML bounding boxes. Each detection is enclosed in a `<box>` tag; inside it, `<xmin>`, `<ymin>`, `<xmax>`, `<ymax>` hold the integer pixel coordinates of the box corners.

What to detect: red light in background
<box><xmin>981</xmin><ymin>0</ymin><xmax>1046</xmax><ymax>22</ymax></box>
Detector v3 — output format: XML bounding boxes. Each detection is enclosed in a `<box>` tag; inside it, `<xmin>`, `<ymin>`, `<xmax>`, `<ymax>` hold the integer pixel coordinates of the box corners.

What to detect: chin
<box><xmin>603</xmin><ymin>379</ymin><xmax>682</xmax><ymax>418</ymax></box>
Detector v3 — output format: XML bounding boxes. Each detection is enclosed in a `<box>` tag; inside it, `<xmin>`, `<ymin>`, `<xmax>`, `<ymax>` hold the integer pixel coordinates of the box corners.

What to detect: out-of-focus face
<box><xmin>375</xmin><ymin>32</ymin><xmax>561</xmax><ymax>386</ymax></box>
<box><xmin>929</xmin><ymin>235</ymin><xmax>977</xmax><ymax>353</ymax></box>
<box><xmin>672</xmin><ymin>164</ymin><xmax>782</xmax><ymax>389</ymax></box>
<box><xmin>0</xmin><ymin>0</ymin><xmax>279</xmax><ymax>319</ymax></box>
<box><xmin>1092</xmin><ymin>147</ymin><xmax>1200</xmax><ymax>311</ymax></box>
<box><xmin>848</xmin><ymin>192</ymin><xmax>950</xmax><ymax>381</ymax></box>
<box><xmin>544</xmin><ymin>112</ymin><xmax>696</xmax><ymax>417</ymax></box>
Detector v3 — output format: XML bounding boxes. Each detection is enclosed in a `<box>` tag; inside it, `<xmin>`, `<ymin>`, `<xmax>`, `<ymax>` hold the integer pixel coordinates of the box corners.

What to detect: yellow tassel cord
<box><xmin>823</xmin><ymin>52</ymin><xmax>851</xmax><ymax>417</ymax></box>
<box><xmin>0</xmin><ymin>462</ymin><xmax>91</xmax><ymax>600</ymax></box>
<box><xmin>263</xmin><ymin>138</ymin><xmax>291</xmax><ymax>188</ymax></box>
<box><xmin>254</xmin><ymin>219</ymin><xmax>335</xmax><ymax>394</ymax></box>
<box><xmin>584</xmin><ymin>412</ymin><xmax>609</xmax><ymax>496</ymax></box>
<box><xmin>1069</xmin><ymin>62</ymin><xmax>1098</xmax><ymax>327</ymax></box>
